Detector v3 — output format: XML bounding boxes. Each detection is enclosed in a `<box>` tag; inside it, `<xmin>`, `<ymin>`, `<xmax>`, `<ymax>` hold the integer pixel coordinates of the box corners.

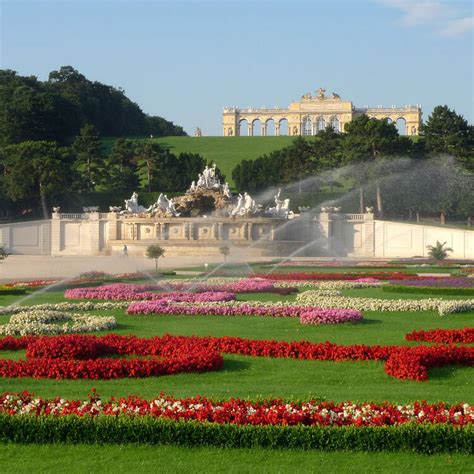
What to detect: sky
<box><xmin>1</xmin><ymin>0</ymin><xmax>473</xmax><ymax>136</ymax></box>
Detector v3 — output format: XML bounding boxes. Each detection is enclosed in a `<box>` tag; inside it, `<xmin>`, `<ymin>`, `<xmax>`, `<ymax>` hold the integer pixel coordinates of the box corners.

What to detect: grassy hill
<box><xmin>103</xmin><ymin>136</ymin><xmax>296</xmax><ymax>186</ymax></box>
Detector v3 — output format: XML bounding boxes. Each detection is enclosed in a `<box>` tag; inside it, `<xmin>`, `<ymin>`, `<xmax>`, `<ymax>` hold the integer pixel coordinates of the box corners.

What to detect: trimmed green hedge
<box><xmin>382</xmin><ymin>285</ymin><xmax>474</xmax><ymax>296</ymax></box>
<box><xmin>0</xmin><ymin>287</ymin><xmax>26</xmax><ymax>296</ymax></box>
<box><xmin>0</xmin><ymin>415</ymin><xmax>472</xmax><ymax>453</ymax></box>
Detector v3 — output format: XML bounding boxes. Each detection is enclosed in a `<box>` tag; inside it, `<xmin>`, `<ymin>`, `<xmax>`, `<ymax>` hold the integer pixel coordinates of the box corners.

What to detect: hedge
<box><xmin>382</xmin><ymin>285</ymin><xmax>474</xmax><ymax>296</ymax></box>
<box><xmin>0</xmin><ymin>415</ymin><xmax>472</xmax><ymax>454</ymax></box>
<box><xmin>0</xmin><ymin>287</ymin><xmax>26</xmax><ymax>296</ymax></box>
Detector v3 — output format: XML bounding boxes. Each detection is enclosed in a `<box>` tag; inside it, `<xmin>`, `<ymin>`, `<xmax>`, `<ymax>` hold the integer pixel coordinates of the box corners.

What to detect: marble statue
<box><xmin>222</xmin><ymin>182</ymin><xmax>231</xmax><ymax>199</ymax></box>
<box><xmin>231</xmin><ymin>193</ymin><xmax>244</xmax><ymax>216</ymax></box>
<box><xmin>164</xmin><ymin>195</ymin><xmax>180</xmax><ymax>217</ymax></box>
<box><xmin>331</xmin><ymin>92</ymin><xmax>341</xmax><ymax>100</ymax></box>
<box><xmin>266</xmin><ymin>189</ymin><xmax>291</xmax><ymax>218</ymax></box>
<box><xmin>148</xmin><ymin>193</ymin><xmax>180</xmax><ymax>216</ymax></box>
<box><xmin>188</xmin><ymin>181</ymin><xmax>197</xmax><ymax>193</ymax></box>
<box><xmin>316</xmin><ymin>87</ymin><xmax>326</xmax><ymax>99</ymax></box>
<box><xmin>52</xmin><ymin>207</ymin><xmax>60</xmax><ymax>213</ymax></box>
<box><xmin>365</xmin><ymin>207</ymin><xmax>374</xmax><ymax>213</ymax></box>
<box><xmin>196</xmin><ymin>164</ymin><xmax>221</xmax><ymax>190</ymax></box>
<box><xmin>194</xmin><ymin>127</ymin><xmax>202</xmax><ymax>137</ymax></box>
<box><xmin>122</xmin><ymin>192</ymin><xmax>149</xmax><ymax>214</ymax></box>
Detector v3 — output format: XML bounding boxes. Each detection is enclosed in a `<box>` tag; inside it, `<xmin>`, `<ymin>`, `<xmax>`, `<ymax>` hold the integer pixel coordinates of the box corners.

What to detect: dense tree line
<box><xmin>232</xmin><ymin>106</ymin><xmax>473</xmax><ymax>220</ymax></box>
<box><xmin>0</xmin><ymin>128</ymin><xmax>208</xmax><ymax>219</ymax></box>
<box><xmin>0</xmin><ymin>66</ymin><xmax>186</xmax><ymax>145</ymax></box>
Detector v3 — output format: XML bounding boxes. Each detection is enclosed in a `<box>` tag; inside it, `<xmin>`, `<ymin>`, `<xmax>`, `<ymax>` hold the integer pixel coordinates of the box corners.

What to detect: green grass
<box><xmin>0</xmin><ymin>274</ymin><xmax>473</xmax><ymax>468</ymax></box>
<box><xmin>0</xmin><ymin>287</ymin><xmax>473</xmax><ymax>403</ymax></box>
<box><xmin>0</xmin><ymin>444</ymin><xmax>472</xmax><ymax>473</ymax></box>
<box><xmin>103</xmin><ymin>136</ymin><xmax>296</xmax><ymax>187</ymax></box>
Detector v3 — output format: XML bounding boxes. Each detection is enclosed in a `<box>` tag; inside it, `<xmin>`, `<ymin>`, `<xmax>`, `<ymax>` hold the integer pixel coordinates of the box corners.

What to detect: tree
<box><xmin>426</xmin><ymin>241</ymin><xmax>453</xmax><ymax>262</ymax></box>
<box><xmin>423</xmin><ymin>106</ymin><xmax>473</xmax><ymax>170</ymax></box>
<box><xmin>219</xmin><ymin>245</ymin><xmax>230</xmax><ymax>262</ymax></box>
<box><xmin>2</xmin><ymin>141</ymin><xmax>75</xmax><ymax>218</ymax></box>
<box><xmin>72</xmin><ymin>124</ymin><xmax>106</xmax><ymax>191</ymax></box>
<box><xmin>343</xmin><ymin>116</ymin><xmax>413</xmax><ymax>215</ymax></box>
<box><xmin>106</xmin><ymin>139</ymin><xmax>140</xmax><ymax>192</ymax></box>
<box><xmin>146</xmin><ymin>244</ymin><xmax>165</xmax><ymax>271</ymax></box>
<box><xmin>0</xmin><ymin>245</ymin><xmax>8</xmax><ymax>263</ymax></box>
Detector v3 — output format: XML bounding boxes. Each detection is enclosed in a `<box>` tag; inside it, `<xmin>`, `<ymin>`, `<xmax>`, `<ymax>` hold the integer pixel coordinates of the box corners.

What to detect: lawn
<box><xmin>103</xmin><ymin>136</ymin><xmax>295</xmax><ymax>187</ymax></box>
<box><xmin>0</xmin><ymin>271</ymin><xmax>472</xmax><ymax>470</ymax></box>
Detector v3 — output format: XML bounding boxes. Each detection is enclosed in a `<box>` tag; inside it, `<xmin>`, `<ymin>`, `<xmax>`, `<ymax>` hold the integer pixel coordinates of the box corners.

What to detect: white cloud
<box><xmin>380</xmin><ymin>0</ymin><xmax>450</xmax><ymax>26</ymax></box>
<box><xmin>379</xmin><ymin>0</ymin><xmax>473</xmax><ymax>36</ymax></box>
<box><xmin>440</xmin><ymin>16</ymin><xmax>474</xmax><ymax>37</ymax></box>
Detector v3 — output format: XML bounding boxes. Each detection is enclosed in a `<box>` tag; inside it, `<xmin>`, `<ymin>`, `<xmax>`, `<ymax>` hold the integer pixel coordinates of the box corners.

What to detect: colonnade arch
<box><xmin>279</xmin><ymin>118</ymin><xmax>289</xmax><ymax>135</ymax></box>
<box><xmin>265</xmin><ymin>119</ymin><xmax>275</xmax><ymax>136</ymax></box>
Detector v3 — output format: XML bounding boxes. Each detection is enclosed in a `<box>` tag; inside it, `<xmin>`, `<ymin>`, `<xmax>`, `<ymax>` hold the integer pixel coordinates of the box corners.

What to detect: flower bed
<box><xmin>1</xmin><ymin>334</ymin><xmax>472</xmax><ymax>382</ymax></box>
<box><xmin>254</xmin><ymin>272</ymin><xmax>427</xmax><ymax>281</ymax></box>
<box><xmin>296</xmin><ymin>290</ymin><xmax>474</xmax><ymax>316</ymax></box>
<box><xmin>1</xmin><ymin>391</ymin><xmax>471</xmax><ymax>427</ymax></box>
<box><xmin>391</xmin><ymin>278</ymin><xmax>474</xmax><ymax>288</ymax></box>
<box><xmin>382</xmin><ymin>285</ymin><xmax>474</xmax><ymax>297</ymax></box>
<box><xmin>0</xmin><ymin>334</ymin><xmax>223</xmax><ymax>379</ymax></box>
<box><xmin>405</xmin><ymin>328</ymin><xmax>474</xmax><ymax>344</ymax></box>
<box><xmin>0</xmin><ymin>310</ymin><xmax>117</xmax><ymax>336</ymax></box>
<box><xmin>127</xmin><ymin>300</ymin><xmax>363</xmax><ymax>324</ymax></box>
<box><xmin>65</xmin><ymin>285</ymin><xmax>236</xmax><ymax>302</ymax></box>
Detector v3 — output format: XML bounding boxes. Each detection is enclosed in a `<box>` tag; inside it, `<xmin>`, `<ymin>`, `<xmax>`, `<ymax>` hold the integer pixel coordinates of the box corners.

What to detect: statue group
<box><xmin>120</xmin><ymin>192</ymin><xmax>180</xmax><ymax>217</ymax></box>
<box><xmin>114</xmin><ymin>165</ymin><xmax>291</xmax><ymax>219</ymax></box>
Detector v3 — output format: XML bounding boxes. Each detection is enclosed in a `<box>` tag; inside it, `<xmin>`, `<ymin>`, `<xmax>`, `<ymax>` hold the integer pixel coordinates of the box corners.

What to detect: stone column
<box><xmin>51</xmin><ymin>212</ymin><xmax>62</xmax><ymax>255</ymax></box>
<box><xmin>156</xmin><ymin>223</ymin><xmax>161</xmax><ymax>239</ymax></box>
<box><xmin>363</xmin><ymin>212</ymin><xmax>375</xmax><ymax>257</ymax></box>
<box><xmin>217</xmin><ymin>223</ymin><xmax>224</xmax><ymax>240</ymax></box>
<box><xmin>248</xmin><ymin>123</ymin><xmax>253</xmax><ymax>136</ymax></box>
<box><xmin>261</xmin><ymin>123</ymin><xmax>266</xmax><ymax>136</ymax></box>
<box><xmin>317</xmin><ymin>212</ymin><xmax>332</xmax><ymax>252</ymax></box>
<box><xmin>275</xmin><ymin>124</ymin><xmax>280</xmax><ymax>136</ymax></box>
<box><xmin>88</xmin><ymin>212</ymin><xmax>101</xmax><ymax>255</ymax></box>
<box><xmin>107</xmin><ymin>212</ymin><xmax>119</xmax><ymax>242</ymax></box>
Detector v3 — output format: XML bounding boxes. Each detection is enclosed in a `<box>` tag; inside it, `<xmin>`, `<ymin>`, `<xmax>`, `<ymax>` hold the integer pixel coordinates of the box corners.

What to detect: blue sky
<box><xmin>1</xmin><ymin>0</ymin><xmax>472</xmax><ymax>135</ymax></box>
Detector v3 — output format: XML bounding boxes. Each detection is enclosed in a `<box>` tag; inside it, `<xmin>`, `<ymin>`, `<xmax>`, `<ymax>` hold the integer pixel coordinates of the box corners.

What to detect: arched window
<box><xmin>302</xmin><ymin>116</ymin><xmax>312</xmax><ymax>135</ymax></box>
<box><xmin>316</xmin><ymin>117</ymin><xmax>326</xmax><ymax>133</ymax></box>
<box><xmin>330</xmin><ymin>116</ymin><xmax>340</xmax><ymax>132</ymax></box>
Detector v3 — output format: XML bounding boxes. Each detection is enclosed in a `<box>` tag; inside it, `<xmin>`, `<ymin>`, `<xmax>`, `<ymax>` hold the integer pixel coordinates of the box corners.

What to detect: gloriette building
<box><xmin>222</xmin><ymin>88</ymin><xmax>422</xmax><ymax>137</ymax></box>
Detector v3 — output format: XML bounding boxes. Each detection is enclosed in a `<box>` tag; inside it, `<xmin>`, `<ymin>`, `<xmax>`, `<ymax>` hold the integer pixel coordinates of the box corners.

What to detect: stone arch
<box><xmin>239</xmin><ymin>119</ymin><xmax>249</xmax><ymax>136</ymax></box>
<box><xmin>302</xmin><ymin>116</ymin><xmax>312</xmax><ymax>135</ymax></box>
<box><xmin>279</xmin><ymin>118</ymin><xmax>289</xmax><ymax>136</ymax></box>
<box><xmin>265</xmin><ymin>118</ymin><xmax>276</xmax><ymax>136</ymax></box>
<box><xmin>386</xmin><ymin>117</ymin><xmax>393</xmax><ymax>124</ymax></box>
<box><xmin>252</xmin><ymin>118</ymin><xmax>262</xmax><ymax>136</ymax></box>
<box><xmin>316</xmin><ymin>116</ymin><xmax>326</xmax><ymax>133</ymax></box>
<box><xmin>396</xmin><ymin>117</ymin><xmax>407</xmax><ymax>135</ymax></box>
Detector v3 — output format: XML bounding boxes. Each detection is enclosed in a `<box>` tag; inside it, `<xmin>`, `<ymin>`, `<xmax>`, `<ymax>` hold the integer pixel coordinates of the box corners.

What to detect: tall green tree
<box><xmin>342</xmin><ymin>116</ymin><xmax>413</xmax><ymax>215</ymax></box>
<box><xmin>106</xmin><ymin>139</ymin><xmax>140</xmax><ymax>192</ymax></box>
<box><xmin>2</xmin><ymin>141</ymin><xmax>75</xmax><ymax>218</ymax></box>
<box><xmin>72</xmin><ymin>124</ymin><xmax>106</xmax><ymax>191</ymax></box>
<box><xmin>422</xmin><ymin>105</ymin><xmax>473</xmax><ymax>170</ymax></box>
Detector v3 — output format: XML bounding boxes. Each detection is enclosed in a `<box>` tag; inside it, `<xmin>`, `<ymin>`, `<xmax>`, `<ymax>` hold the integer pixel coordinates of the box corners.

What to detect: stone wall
<box><xmin>1</xmin><ymin>212</ymin><xmax>473</xmax><ymax>259</ymax></box>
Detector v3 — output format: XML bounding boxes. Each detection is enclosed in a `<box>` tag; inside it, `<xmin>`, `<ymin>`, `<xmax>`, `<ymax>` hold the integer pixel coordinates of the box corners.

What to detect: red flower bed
<box><xmin>405</xmin><ymin>328</ymin><xmax>474</xmax><ymax>344</ymax></box>
<box><xmin>254</xmin><ymin>272</ymin><xmax>429</xmax><ymax>281</ymax></box>
<box><xmin>0</xmin><ymin>334</ymin><xmax>222</xmax><ymax>379</ymax></box>
<box><xmin>1</xmin><ymin>391</ymin><xmax>471</xmax><ymax>426</ymax></box>
<box><xmin>0</xmin><ymin>334</ymin><xmax>472</xmax><ymax>381</ymax></box>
